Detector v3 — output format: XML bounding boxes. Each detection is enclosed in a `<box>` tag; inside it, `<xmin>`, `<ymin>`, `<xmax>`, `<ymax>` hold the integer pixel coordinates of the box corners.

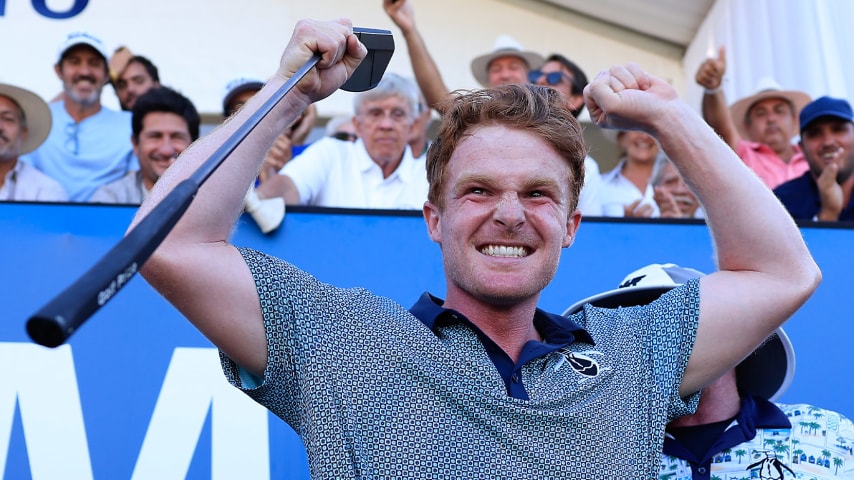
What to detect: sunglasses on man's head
<box><xmin>331</xmin><ymin>132</ymin><xmax>358</xmax><ymax>142</ymax></box>
<box><xmin>527</xmin><ymin>70</ymin><xmax>571</xmax><ymax>86</ymax></box>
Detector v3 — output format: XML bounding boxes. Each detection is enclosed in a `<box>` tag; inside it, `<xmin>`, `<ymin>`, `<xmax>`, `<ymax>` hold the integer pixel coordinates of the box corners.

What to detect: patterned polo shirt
<box><xmin>221</xmin><ymin>248</ymin><xmax>701</xmax><ymax>479</ymax></box>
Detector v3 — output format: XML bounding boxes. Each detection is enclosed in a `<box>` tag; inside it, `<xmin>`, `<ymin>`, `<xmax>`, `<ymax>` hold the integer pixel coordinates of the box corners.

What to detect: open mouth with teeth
<box><xmin>820</xmin><ymin>147</ymin><xmax>844</xmax><ymax>161</ymax></box>
<box><xmin>480</xmin><ymin>245</ymin><xmax>530</xmax><ymax>258</ymax></box>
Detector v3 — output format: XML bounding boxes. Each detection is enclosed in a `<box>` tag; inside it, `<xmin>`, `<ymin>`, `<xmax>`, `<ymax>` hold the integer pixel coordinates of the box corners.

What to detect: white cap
<box><xmin>56</xmin><ymin>31</ymin><xmax>109</xmax><ymax>64</ymax></box>
<box><xmin>222</xmin><ymin>76</ymin><xmax>265</xmax><ymax>116</ymax></box>
<box><xmin>563</xmin><ymin>263</ymin><xmax>794</xmax><ymax>401</ymax></box>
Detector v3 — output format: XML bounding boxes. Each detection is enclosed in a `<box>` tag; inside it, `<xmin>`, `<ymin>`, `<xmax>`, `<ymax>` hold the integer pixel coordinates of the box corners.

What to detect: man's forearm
<box><xmin>701</xmin><ymin>90</ymin><xmax>740</xmax><ymax>149</ymax></box>
<box><xmin>401</xmin><ymin>27</ymin><xmax>450</xmax><ymax>111</ymax></box>
<box><xmin>655</xmin><ymin>103</ymin><xmax>813</xmax><ymax>277</ymax></box>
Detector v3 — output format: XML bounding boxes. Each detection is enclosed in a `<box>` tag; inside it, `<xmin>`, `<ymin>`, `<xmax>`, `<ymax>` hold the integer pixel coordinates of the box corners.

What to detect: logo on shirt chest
<box><xmin>554</xmin><ymin>348</ymin><xmax>602</xmax><ymax>377</ymax></box>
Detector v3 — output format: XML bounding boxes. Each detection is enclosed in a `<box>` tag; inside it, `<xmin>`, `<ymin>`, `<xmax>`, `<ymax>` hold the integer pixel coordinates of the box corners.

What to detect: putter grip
<box><xmin>26</xmin><ymin>180</ymin><xmax>198</xmax><ymax>347</ymax></box>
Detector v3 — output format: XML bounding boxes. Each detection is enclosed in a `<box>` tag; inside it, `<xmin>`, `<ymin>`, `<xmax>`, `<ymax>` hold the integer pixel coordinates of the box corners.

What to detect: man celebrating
<box><xmin>695</xmin><ymin>46</ymin><xmax>811</xmax><ymax>189</ymax></box>
<box><xmin>0</xmin><ymin>83</ymin><xmax>66</xmax><ymax>201</ymax></box>
<box><xmin>774</xmin><ymin>96</ymin><xmax>854</xmax><ymax>221</ymax></box>
<box><xmin>131</xmin><ymin>19</ymin><xmax>820</xmax><ymax>479</ymax></box>
<box><xmin>90</xmin><ymin>87</ymin><xmax>198</xmax><ymax>204</ymax></box>
<box><xmin>22</xmin><ymin>31</ymin><xmax>136</xmax><ymax>201</ymax></box>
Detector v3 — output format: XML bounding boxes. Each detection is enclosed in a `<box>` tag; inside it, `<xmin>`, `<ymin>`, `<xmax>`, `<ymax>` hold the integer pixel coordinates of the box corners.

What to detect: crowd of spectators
<box><xmin>3</xmin><ymin>3</ymin><xmax>853</xmax><ymax>225</ymax></box>
<box><xmin>3</xmin><ymin>8</ymin><xmax>851</xmax><ymax>479</ymax></box>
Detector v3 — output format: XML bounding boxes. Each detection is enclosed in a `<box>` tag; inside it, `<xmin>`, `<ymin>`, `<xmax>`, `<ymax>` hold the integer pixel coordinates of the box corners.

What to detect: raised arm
<box><xmin>585</xmin><ymin>64</ymin><xmax>821</xmax><ymax>397</ymax></box>
<box><xmin>131</xmin><ymin>19</ymin><xmax>366</xmax><ymax>376</ymax></box>
<box><xmin>695</xmin><ymin>46</ymin><xmax>741</xmax><ymax>150</ymax></box>
<box><xmin>383</xmin><ymin>0</ymin><xmax>450</xmax><ymax>111</ymax></box>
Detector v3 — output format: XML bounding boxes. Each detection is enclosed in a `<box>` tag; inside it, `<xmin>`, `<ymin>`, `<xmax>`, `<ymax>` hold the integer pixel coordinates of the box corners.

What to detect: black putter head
<box><xmin>341</xmin><ymin>27</ymin><xmax>394</xmax><ymax>92</ymax></box>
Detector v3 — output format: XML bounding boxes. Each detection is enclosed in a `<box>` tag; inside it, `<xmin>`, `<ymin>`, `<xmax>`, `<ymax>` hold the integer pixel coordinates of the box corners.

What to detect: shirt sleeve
<box><xmin>636</xmin><ymin>279</ymin><xmax>702</xmax><ymax>419</ymax></box>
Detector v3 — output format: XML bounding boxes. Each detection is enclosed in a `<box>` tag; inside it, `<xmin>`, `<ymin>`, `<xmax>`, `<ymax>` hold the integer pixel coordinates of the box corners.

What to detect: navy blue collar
<box><xmin>663</xmin><ymin>395</ymin><xmax>792</xmax><ymax>464</ymax></box>
<box><xmin>409</xmin><ymin>292</ymin><xmax>595</xmax><ymax>346</ymax></box>
<box><xmin>410</xmin><ymin>292</ymin><xmax>595</xmax><ymax>400</ymax></box>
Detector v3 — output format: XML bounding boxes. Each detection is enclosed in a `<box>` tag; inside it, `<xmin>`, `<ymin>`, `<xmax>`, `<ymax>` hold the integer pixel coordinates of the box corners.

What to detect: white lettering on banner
<box><xmin>0</xmin><ymin>344</ymin><xmax>270</xmax><ymax>479</ymax></box>
<box><xmin>0</xmin><ymin>343</ymin><xmax>93</xmax><ymax>480</ymax></box>
<box><xmin>131</xmin><ymin>348</ymin><xmax>270</xmax><ymax>480</ymax></box>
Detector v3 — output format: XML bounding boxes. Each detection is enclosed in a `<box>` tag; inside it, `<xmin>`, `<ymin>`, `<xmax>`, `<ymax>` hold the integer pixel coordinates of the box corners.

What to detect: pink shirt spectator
<box><xmin>736</xmin><ymin>140</ymin><xmax>808</xmax><ymax>190</ymax></box>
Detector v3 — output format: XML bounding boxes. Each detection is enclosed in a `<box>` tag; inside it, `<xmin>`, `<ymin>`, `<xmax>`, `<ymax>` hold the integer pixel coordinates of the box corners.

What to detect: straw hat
<box><xmin>0</xmin><ymin>83</ymin><xmax>52</xmax><ymax>154</ymax></box>
<box><xmin>470</xmin><ymin>35</ymin><xmax>544</xmax><ymax>87</ymax></box>
<box><xmin>729</xmin><ymin>77</ymin><xmax>811</xmax><ymax>139</ymax></box>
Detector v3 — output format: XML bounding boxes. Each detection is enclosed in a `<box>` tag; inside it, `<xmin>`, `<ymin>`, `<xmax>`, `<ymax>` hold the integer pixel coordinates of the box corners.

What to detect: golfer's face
<box><xmin>425</xmin><ymin>124</ymin><xmax>579</xmax><ymax>306</ymax></box>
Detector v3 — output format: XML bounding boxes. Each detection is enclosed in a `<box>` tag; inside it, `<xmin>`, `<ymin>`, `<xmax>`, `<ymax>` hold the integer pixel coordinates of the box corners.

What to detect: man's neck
<box><xmin>64</xmin><ymin>99</ymin><xmax>102</xmax><ymax>123</ymax></box>
<box><xmin>669</xmin><ymin>371</ymin><xmax>741</xmax><ymax>427</ymax></box>
<box><xmin>410</xmin><ymin>138</ymin><xmax>427</xmax><ymax>158</ymax></box>
<box><xmin>772</xmin><ymin>142</ymin><xmax>796</xmax><ymax>164</ymax></box>
<box><xmin>374</xmin><ymin>154</ymin><xmax>404</xmax><ymax>179</ymax></box>
<box><xmin>0</xmin><ymin>158</ymin><xmax>17</xmax><ymax>189</ymax></box>
<box><xmin>841</xmin><ymin>175</ymin><xmax>854</xmax><ymax>207</ymax></box>
<box><xmin>443</xmin><ymin>292</ymin><xmax>541</xmax><ymax>363</ymax></box>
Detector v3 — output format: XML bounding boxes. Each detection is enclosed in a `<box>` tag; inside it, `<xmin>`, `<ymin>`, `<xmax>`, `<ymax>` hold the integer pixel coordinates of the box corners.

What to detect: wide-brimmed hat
<box><xmin>222</xmin><ymin>76</ymin><xmax>265</xmax><ymax>116</ymax></box>
<box><xmin>56</xmin><ymin>31</ymin><xmax>109</xmax><ymax>64</ymax></box>
<box><xmin>729</xmin><ymin>77</ymin><xmax>811</xmax><ymax>139</ymax></box>
<box><xmin>563</xmin><ymin>263</ymin><xmax>795</xmax><ymax>401</ymax></box>
<box><xmin>0</xmin><ymin>83</ymin><xmax>53</xmax><ymax>154</ymax></box>
<box><xmin>470</xmin><ymin>35</ymin><xmax>544</xmax><ymax>88</ymax></box>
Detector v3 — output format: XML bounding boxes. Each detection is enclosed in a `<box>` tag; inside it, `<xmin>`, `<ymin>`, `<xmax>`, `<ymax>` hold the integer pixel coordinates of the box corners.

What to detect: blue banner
<box><xmin>1</xmin><ymin>202</ymin><xmax>850</xmax><ymax>479</ymax></box>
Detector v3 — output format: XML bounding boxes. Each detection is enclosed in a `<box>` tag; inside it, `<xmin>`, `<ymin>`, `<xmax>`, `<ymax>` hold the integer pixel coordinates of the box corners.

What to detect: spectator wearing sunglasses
<box><xmin>528</xmin><ymin>55</ymin><xmax>588</xmax><ymax>118</ymax></box>
<box><xmin>326</xmin><ymin>115</ymin><xmax>358</xmax><ymax>142</ymax></box>
<box><xmin>530</xmin><ymin>54</ymin><xmax>604</xmax><ymax>216</ymax></box>
<box><xmin>21</xmin><ymin>31</ymin><xmax>137</xmax><ymax>202</ymax></box>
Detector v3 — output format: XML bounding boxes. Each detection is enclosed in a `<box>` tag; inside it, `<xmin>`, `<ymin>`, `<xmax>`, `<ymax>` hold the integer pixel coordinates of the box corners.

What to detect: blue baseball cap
<box><xmin>799</xmin><ymin>95</ymin><xmax>854</xmax><ymax>132</ymax></box>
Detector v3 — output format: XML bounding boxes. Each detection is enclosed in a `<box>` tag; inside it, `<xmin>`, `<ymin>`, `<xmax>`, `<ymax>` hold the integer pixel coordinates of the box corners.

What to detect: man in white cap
<box><xmin>695</xmin><ymin>46</ymin><xmax>811</xmax><ymax>189</ymax></box>
<box><xmin>0</xmin><ymin>83</ymin><xmax>67</xmax><ymax>201</ymax></box>
<box><xmin>566</xmin><ymin>264</ymin><xmax>854</xmax><ymax>480</ymax></box>
<box><xmin>21</xmin><ymin>31</ymin><xmax>136</xmax><ymax>202</ymax></box>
